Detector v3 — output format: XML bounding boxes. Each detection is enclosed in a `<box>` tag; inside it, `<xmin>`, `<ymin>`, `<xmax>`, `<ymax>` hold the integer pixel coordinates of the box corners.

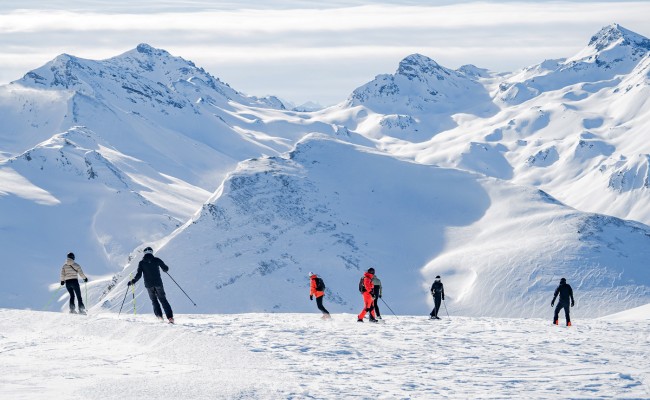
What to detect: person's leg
<box><xmin>358</xmin><ymin>293</ymin><xmax>374</xmax><ymax>320</ymax></box>
<box><xmin>553</xmin><ymin>303</ymin><xmax>562</xmax><ymax>324</ymax></box>
<box><xmin>147</xmin><ymin>287</ymin><xmax>163</xmax><ymax>318</ymax></box>
<box><xmin>365</xmin><ymin>293</ymin><xmax>376</xmax><ymax>320</ymax></box>
<box><xmin>563</xmin><ymin>302</ymin><xmax>571</xmax><ymax>325</ymax></box>
<box><xmin>434</xmin><ymin>297</ymin><xmax>441</xmax><ymax>318</ymax></box>
<box><xmin>374</xmin><ymin>297</ymin><xmax>381</xmax><ymax>318</ymax></box>
<box><xmin>154</xmin><ymin>286</ymin><xmax>174</xmax><ymax>319</ymax></box>
<box><xmin>71</xmin><ymin>280</ymin><xmax>84</xmax><ymax>311</ymax></box>
<box><xmin>65</xmin><ymin>281</ymin><xmax>75</xmax><ymax>311</ymax></box>
<box><xmin>316</xmin><ymin>295</ymin><xmax>329</xmax><ymax>315</ymax></box>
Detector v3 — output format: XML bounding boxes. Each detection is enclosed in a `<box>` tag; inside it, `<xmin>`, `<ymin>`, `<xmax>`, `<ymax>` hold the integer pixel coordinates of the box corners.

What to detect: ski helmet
<box><xmin>308</xmin><ymin>272</ymin><xmax>315</xmax><ymax>277</ymax></box>
<box><xmin>367</xmin><ymin>267</ymin><xmax>375</xmax><ymax>274</ymax></box>
<box><xmin>143</xmin><ymin>247</ymin><xmax>154</xmax><ymax>254</ymax></box>
<box><xmin>67</xmin><ymin>252</ymin><xmax>75</xmax><ymax>260</ymax></box>
<box><xmin>560</xmin><ymin>277</ymin><xmax>566</xmax><ymax>283</ymax></box>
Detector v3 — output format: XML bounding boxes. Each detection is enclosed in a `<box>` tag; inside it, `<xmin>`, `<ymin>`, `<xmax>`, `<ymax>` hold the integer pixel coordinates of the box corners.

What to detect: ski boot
<box><xmin>168</xmin><ymin>317</ymin><xmax>175</xmax><ymax>324</ymax></box>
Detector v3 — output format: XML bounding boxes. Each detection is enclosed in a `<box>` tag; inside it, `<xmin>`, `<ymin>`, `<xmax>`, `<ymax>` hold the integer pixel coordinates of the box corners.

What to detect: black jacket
<box><xmin>431</xmin><ymin>280</ymin><xmax>445</xmax><ymax>299</ymax></box>
<box><xmin>132</xmin><ymin>253</ymin><xmax>169</xmax><ymax>288</ymax></box>
<box><xmin>552</xmin><ymin>282</ymin><xmax>574</xmax><ymax>304</ymax></box>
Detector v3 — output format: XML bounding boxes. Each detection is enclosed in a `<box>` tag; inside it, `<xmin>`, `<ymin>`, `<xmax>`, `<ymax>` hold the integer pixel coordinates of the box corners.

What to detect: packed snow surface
<box><xmin>0</xmin><ymin>309</ymin><xmax>648</xmax><ymax>399</ymax></box>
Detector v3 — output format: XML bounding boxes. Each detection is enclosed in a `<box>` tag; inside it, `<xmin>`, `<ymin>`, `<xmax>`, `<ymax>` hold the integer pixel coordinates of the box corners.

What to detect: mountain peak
<box><xmin>397</xmin><ymin>54</ymin><xmax>442</xmax><ymax>81</ymax></box>
<box><xmin>588</xmin><ymin>24</ymin><xmax>650</xmax><ymax>53</ymax></box>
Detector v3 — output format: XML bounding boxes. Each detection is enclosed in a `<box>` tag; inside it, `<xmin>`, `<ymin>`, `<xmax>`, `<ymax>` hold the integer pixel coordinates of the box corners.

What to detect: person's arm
<box><xmin>442</xmin><ymin>284</ymin><xmax>445</xmax><ymax>300</ymax></box>
<box><xmin>378</xmin><ymin>285</ymin><xmax>382</xmax><ymax>298</ymax></box>
<box><xmin>310</xmin><ymin>278</ymin><xmax>316</xmax><ymax>299</ymax></box>
<box><xmin>130</xmin><ymin>265</ymin><xmax>143</xmax><ymax>285</ymax></box>
<box><xmin>157</xmin><ymin>258</ymin><xmax>169</xmax><ymax>273</ymax></box>
<box><xmin>76</xmin><ymin>263</ymin><xmax>88</xmax><ymax>281</ymax></box>
<box><xmin>60</xmin><ymin>266</ymin><xmax>66</xmax><ymax>284</ymax></box>
<box><xmin>569</xmin><ymin>286</ymin><xmax>575</xmax><ymax>306</ymax></box>
<box><xmin>551</xmin><ymin>287</ymin><xmax>559</xmax><ymax>305</ymax></box>
<box><xmin>430</xmin><ymin>283</ymin><xmax>435</xmax><ymax>295</ymax></box>
<box><xmin>364</xmin><ymin>277</ymin><xmax>374</xmax><ymax>293</ymax></box>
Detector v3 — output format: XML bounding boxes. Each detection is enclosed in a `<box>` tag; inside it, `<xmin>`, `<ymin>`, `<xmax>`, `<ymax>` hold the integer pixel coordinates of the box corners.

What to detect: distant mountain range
<box><xmin>1</xmin><ymin>24</ymin><xmax>649</xmax><ymax>317</ymax></box>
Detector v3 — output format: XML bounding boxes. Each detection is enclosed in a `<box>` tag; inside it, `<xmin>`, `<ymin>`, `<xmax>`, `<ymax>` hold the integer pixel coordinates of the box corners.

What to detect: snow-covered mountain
<box><xmin>3</xmin><ymin>24</ymin><xmax>650</xmax><ymax>317</ymax></box>
<box><xmin>0</xmin><ymin>44</ymin><xmax>334</xmax><ymax>309</ymax></box>
<box><xmin>95</xmin><ymin>136</ymin><xmax>650</xmax><ymax>318</ymax></box>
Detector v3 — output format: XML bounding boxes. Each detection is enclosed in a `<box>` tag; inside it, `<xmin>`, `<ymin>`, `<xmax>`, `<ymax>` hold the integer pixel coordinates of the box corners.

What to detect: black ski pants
<box><xmin>430</xmin><ymin>295</ymin><xmax>442</xmax><ymax>317</ymax></box>
<box><xmin>65</xmin><ymin>279</ymin><xmax>84</xmax><ymax>311</ymax></box>
<box><xmin>147</xmin><ymin>286</ymin><xmax>173</xmax><ymax>319</ymax></box>
<box><xmin>373</xmin><ymin>297</ymin><xmax>381</xmax><ymax>317</ymax></box>
<box><xmin>554</xmin><ymin>301</ymin><xmax>570</xmax><ymax>324</ymax></box>
<box><xmin>316</xmin><ymin>295</ymin><xmax>330</xmax><ymax>315</ymax></box>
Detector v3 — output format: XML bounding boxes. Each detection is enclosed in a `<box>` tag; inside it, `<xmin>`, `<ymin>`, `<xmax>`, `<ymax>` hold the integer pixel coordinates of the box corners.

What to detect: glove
<box><xmin>84</xmin><ymin>278</ymin><xmax>88</xmax><ymax>282</ymax></box>
<box><xmin>127</xmin><ymin>280</ymin><xmax>132</xmax><ymax>286</ymax></box>
<box><xmin>379</xmin><ymin>295</ymin><xmax>382</xmax><ymax>299</ymax></box>
<box><xmin>571</xmin><ymin>301</ymin><xmax>575</xmax><ymax>307</ymax></box>
<box><xmin>442</xmin><ymin>296</ymin><xmax>445</xmax><ymax>301</ymax></box>
<box><xmin>60</xmin><ymin>281</ymin><xmax>64</xmax><ymax>286</ymax></box>
<box><xmin>551</xmin><ymin>301</ymin><xmax>554</xmax><ymax>307</ymax></box>
<box><xmin>310</xmin><ymin>295</ymin><xmax>313</xmax><ymax>301</ymax></box>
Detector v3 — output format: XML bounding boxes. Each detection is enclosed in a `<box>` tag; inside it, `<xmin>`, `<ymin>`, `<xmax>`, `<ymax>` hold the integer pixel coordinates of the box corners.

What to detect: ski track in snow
<box><xmin>1</xmin><ymin>309</ymin><xmax>649</xmax><ymax>399</ymax></box>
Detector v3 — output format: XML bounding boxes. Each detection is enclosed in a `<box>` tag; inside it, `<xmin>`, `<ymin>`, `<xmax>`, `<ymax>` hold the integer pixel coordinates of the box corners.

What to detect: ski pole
<box><xmin>43</xmin><ymin>285</ymin><xmax>63</xmax><ymax>311</ymax></box>
<box><xmin>165</xmin><ymin>271</ymin><xmax>197</xmax><ymax>306</ymax></box>
<box><xmin>117</xmin><ymin>285</ymin><xmax>129</xmax><ymax>318</ymax></box>
<box><xmin>443</xmin><ymin>299</ymin><xmax>450</xmax><ymax>318</ymax></box>
<box><xmin>84</xmin><ymin>281</ymin><xmax>88</xmax><ymax>310</ymax></box>
<box><xmin>130</xmin><ymin>273</ymin><xmax>137</xmax><ymax>315</ymax></box>
<box><xmin>380</xmin><ymin>297</ymin><xmax>399</xmax><ymax>319</ymax></box>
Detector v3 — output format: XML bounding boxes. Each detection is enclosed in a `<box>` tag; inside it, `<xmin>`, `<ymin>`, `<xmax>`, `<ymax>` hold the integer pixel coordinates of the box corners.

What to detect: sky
<box><xmin>1</xmin><ymin>1</ymin><xmax>649</xmax><ymax>105</ymax></box>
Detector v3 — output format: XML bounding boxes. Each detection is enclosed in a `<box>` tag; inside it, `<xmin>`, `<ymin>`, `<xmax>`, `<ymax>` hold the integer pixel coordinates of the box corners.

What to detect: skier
<box><xmin>372</xmin><ymin>274</ymin><xmax>383</xmax><ymax>320</ymax></box>
<box><xmin>60</xmin><ymin>252</ymin><xmax>88</xmax><ymax>314</ymax></box>
<box><xmin>357</xmin><ymin>268</ymin><xmax>378</xmax><ymax>323</ymax></box>
<box><xmin>127</xmin><ymin>247</ymin><xmax>174</xmax><ymax>323</ymax></box>
<box><xmin>551</xmin><ymin>277</ymin><xmax>575</xmax><ymax>326</ymax></box>
<box><xmin>309</xmin><ymin>272</ymin><xmax>331</xmax><ymax>319</ymax></box>
<box><xmin>429</xmin><ymin>275</ymin><xmax>445</xmax><ymax>320</ymax></box>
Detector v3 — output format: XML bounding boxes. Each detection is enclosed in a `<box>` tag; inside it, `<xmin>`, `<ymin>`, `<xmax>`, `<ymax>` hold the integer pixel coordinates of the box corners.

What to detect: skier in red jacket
<box><xmin>309</xmin><ymin>272</ymin><xmax>331</xmax><ymax>319</ymax></box>
<box><xmin>357</xmin><ymin>268</ymin><xmax>378</xmax><ymax>323</ymax></box>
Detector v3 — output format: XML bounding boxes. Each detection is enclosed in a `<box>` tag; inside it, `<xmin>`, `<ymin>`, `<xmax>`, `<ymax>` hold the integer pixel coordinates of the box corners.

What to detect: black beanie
<box><xmin>67</xmin><ymin>252</ymin><xmax>75</xmax><ymax>260</ymax></box>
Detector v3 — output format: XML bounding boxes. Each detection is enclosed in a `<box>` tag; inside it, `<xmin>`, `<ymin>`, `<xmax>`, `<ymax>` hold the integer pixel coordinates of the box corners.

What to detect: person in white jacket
<box><xmin>60</xmin><ymin>252</ymin><xmax>88</xmax><ymax>314</ymax></box>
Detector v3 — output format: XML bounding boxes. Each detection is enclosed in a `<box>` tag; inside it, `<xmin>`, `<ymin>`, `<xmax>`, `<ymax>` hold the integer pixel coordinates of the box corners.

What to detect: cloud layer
<box><xmin>1</xmin><ymin>1</ymin><xmax>649</xmax><ymax>104</ymax></box>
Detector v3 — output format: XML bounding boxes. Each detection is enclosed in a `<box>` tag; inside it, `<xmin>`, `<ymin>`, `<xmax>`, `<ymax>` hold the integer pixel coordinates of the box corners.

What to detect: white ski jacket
<box><xmin>60</xmin><ymin>258</ymin><xmax>87</xmax><ymax>281</ymax></box>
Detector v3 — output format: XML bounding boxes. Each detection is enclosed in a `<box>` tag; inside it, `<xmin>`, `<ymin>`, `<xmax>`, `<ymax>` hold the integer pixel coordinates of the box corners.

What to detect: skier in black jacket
<box><xmin>551</xmin><ymin>277</ymin><xmax>575</xmax><ymax>326</ymax></box>
<box><xmin>429</xmin><ymin>275</ymin><xmax>445</xmax><ymax>319</ymax></box>
<box><xmin>128</xmin><ymin>247</ymin><xmax>174</xmax><ymax>323</ymax></box>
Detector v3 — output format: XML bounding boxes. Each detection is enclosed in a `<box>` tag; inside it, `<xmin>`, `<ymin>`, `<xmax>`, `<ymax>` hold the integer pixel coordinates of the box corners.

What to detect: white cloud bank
<box><xmin>0</xmin><ymin>1</ymin><xmax>648</xmax><ymax>104</ymax></box>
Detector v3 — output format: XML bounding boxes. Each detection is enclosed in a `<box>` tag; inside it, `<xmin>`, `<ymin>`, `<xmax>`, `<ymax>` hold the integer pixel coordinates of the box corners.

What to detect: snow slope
<box><xmin>93</xmin><ymin>136</ymin><xmax>650</xmax><ymax>318</ymax></box>
<box><xmin>1</xmin><ymin>309</ymin><xmax>648</xmax><ymax>399</ymax></box>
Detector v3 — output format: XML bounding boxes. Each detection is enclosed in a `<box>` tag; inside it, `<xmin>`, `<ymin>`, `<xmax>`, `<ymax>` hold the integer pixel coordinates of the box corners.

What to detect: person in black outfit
<box><xmin>128</xmin><ymin>247</ymin><xmax>174</xmax><ymax>323</ymax></box>
<box><xmin>430</xmin><ymin>275</ymin><xmax>445</xmax><ymax>319</ymax></box>
<box><xmin>551</xmin><ymin>277</ymin><xmax>575</xmax><ymax>326</ymax></box>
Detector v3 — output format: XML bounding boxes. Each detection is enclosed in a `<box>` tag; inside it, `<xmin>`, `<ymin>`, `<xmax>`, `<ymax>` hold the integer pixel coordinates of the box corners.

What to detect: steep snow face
<box><xmin>342</xmin><ymin>54</ymin><xmax>497</xmax><ymax>141</ymax></box>
<box><xmin>499</xmin><ymin>24</ymin><xmax>650</xmax><ymax>105</ymax></box>
<box><xmin>349</xmin><ymin>54</ymin><xmax>494</xmax><ymax>115</ymax></box>
<box><xmin>94</xmin><ymin>137</ymin><xmax>650</xmax><ymax>318</ymax></box>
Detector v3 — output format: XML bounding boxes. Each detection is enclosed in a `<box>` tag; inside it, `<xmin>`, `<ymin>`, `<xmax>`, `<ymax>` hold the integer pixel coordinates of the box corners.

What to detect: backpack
<box><xmin>358</xmin><ymin>277</ymin><xmax>366</xmax><ymax>293</ymax></box>
<box><xmin>315</xmin><ymin>277</ymin><xmax>326</xmax><ymax>291</ymax></box>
